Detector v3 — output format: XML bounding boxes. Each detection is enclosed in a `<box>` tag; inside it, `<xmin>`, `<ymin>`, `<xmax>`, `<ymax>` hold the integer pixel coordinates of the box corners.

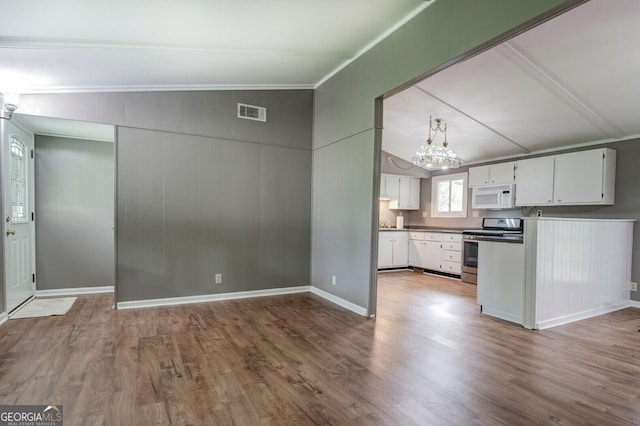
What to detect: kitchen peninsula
<box><xmin>478</xmin><ymin>217</ymin><xmax>634</xmax><ymax>329</ymax></box>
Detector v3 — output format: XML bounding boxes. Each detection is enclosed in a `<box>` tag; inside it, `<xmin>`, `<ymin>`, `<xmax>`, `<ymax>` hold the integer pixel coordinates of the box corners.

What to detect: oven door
<box><xmin>461</xmin><ymin>239</ymin><xmax>479</xmax><ymax>284</ymax></box>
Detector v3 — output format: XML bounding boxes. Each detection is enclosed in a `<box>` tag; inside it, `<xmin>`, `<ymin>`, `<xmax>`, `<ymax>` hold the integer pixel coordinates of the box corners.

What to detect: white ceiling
<box><xmin>383</xmin><ymin>0</ymin><xmax>640</xmax><ymax>168</ymax></box>
<box><xmin>0</xmin><ymin>0</ymin><xmax>429</xmax><ymax>93</ymax></box>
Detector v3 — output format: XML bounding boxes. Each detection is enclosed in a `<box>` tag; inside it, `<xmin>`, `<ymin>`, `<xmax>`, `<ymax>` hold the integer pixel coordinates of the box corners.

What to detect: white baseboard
<box><xmin>0</xmin><ymin>312</ymin><xmax>7</xmax><ymax>327</ymax></box>
<box><xmin>117</xmin><ymin>285</ymin><xmax>311</xmax><ymax>310</ymax></box>
<box><xmin>481</xmin><ymin>308</ymin><xmax>522</xmax><ymax>325</ymax></box>
<box><xmin>36</xmin><ymin>286</ymin><xmax>114</xmax><ymax>297</ymax></box>
<box><xmin>536</xmin><ymin>301</ymin><xmax>631</xmax><ymax>330</ymax></box>
<box><xmin>630</xmin><ymin>300</ymin><xmax>640</xmax><ymax>309</ymax></box>
<box><xmin>309</xmin><ymin>286</ymin><xmax>368</xmax><ymax>317</ymax></box>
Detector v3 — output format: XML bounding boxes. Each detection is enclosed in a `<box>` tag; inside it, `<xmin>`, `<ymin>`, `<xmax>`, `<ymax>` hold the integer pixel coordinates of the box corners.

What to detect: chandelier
<box><xmin>412</xmin><ymin>115</ymin><xmax>460</xmax><ymax>169</ymax></box>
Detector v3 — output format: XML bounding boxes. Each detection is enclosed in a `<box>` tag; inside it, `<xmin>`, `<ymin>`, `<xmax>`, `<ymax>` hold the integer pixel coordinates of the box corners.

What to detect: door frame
<box><xmin>1</xmin><ymin>118</ymin><xmax>37</xmax><ymax>314</ymax></box>
<box><xmin>367</xmin><ymin>0</ymin><xmax>587</xmax><ymax>317</ymax></box>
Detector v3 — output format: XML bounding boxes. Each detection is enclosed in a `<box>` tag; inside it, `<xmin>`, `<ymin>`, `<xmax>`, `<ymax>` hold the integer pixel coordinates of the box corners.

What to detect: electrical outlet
<box><xmin>422</xmin><ymin>211</ymin><xmax>427</xmax><ymax>218</ymax></box>
<box><xmin>332</xmin><ymin>275</ymin><xmax>337</xmax><ymax>286</ymax></box>
<box><xmin>631</xmin><ymin>282</ymin><xmax>637</xmax><ymax>292</ymax></box>
<box><xmin>215</xmin><ymin>273</ymin><xmax>223</xmax><ymax>284</ymax></box>
<box><xmin>537</xmin><ymin>210</ymin><xmax>542</xmax><ymax>217</ymax></box>
<box><xmin>472</xmin><ymin>210</ymin><xmax>479</xmax><ymax>218</ymax></box>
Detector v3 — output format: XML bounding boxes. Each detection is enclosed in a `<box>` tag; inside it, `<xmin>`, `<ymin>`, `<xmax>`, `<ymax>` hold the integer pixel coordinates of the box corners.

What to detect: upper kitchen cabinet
<box><xmin>379</xmin><ymin>174</ymin><xmax>400</xmax><ymax>200</ymax></box>
<box><xmin>554</xmin><ymin>149</ymin><xmax>615</xmax><ymax>204</ymax></box>
<box><xmin>515</xmin><ymin>148</ymin><xmax>616</xmax><ymax>206</ymax></box>
<box><xmin>468</xmin><ymin>162</ymin><xmax>515</xmax><ymax>187</ymax></box>
<box><xmin>515</xmin><ymin>156</ymin><xmax>555</xmax><ymax>206</ymax></box>
<box><xmin>389</xmin><ymin>176</ymin><xmax>421</xmax><ymax>210</ymax></box>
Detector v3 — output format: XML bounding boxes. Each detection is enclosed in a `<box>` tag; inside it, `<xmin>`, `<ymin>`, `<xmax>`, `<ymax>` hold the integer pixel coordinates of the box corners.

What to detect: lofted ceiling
<box><xmin>0</xmin><ymin>0</ymin><xmax>429</xmax><ymax>93</ymax></box>
<box><xmin>383</xmin><ymin>0</ymin><xmax>640</xmax><ymax>168</ymax></box>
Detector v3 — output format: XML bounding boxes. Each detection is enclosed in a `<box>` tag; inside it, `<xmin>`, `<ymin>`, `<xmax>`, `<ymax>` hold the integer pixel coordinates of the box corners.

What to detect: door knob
<box><xmin>6</xmin><ymin>230</ymin><xmax>15</xmax><ymax>236</ymax></box>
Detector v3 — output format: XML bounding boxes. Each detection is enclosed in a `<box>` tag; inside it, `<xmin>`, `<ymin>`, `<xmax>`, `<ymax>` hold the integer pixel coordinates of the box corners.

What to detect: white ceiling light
<box><xmin>412</xmin><ymin>116</ymin><xmax>460</xmax><ymax>170</ymax></box>
<box><xmin>0</xmin><ymin>93</ymin><xmax>19</xmax><ymax>120</ymax></box>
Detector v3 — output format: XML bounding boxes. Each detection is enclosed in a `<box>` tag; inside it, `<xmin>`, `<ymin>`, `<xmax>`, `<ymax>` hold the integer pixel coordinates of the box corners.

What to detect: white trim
<box><xmin>535</xmin><ymin>301</ymin><xmax>631</xmax><ymax>330</ymax></box>
<box><xmin>431</xmin><ymin>172</ymin><xmax>469</xmax><ymax>218</ymax></box>
<box><xmin>0</xmin><ymin>312</ymin><xmax>7</xmax><ymax>327</ymax></box>
<box><xmin>116</xmin><ymin>286</ymin><xmax>311</xmax><ymax>310</ymax></box>
<box><xmin>310</xmin><ymin>286</ymin><xmax>368</xmax><ymax>317</ymax></box>
<box><xmin>481</xmin><ymin>308</ymin><xmax>522</xmax><ymax>325</ymax></box>
<box><xmin>21</xmin><ymin>83</ymin><xmax>314</xmax><ymax>95</ymax></box>
<box><xmin>630</xmin><ymin>300</ymin><xmax>640</xmax><ymax>309</ymax></box>
<box><xmin>36</xmin><ymin>286</ymin><xmax>114</xmax><ymax>297</ymax></box>
<box><xmin>315</xmin><ymin>2</ymin><xmax>434</xmax><ymax>88</ymax></box>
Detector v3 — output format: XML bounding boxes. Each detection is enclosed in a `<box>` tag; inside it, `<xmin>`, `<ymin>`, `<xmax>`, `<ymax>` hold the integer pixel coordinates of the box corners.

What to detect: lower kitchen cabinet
<box><xmin>408</xmin><ymin>232</ymin><xmax>461</xmax><ymax>275</ymax></box>
<box><xmin>378</xmin><ymin>232</ymin><xmax>409</xmax><ymax>268</ymax></box>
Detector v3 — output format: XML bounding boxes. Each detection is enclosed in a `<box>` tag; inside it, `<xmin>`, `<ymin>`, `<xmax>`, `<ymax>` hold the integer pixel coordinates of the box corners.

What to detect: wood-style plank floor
<box><xmin>1</xmin><ymin>271</ymin><xmax>640</xmax><ymax>425</ymax></box>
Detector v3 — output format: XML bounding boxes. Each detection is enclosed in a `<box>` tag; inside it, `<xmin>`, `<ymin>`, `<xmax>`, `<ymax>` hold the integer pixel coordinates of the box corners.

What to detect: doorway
<box><xmin>1</xmin><ymin>119</ymin><xmax>36</xmax><ymax>313</ymax></box>
<box><xmin>1</xmin><ymin>114</ymin><xmax>115</xmax><ymax>315</ymax></box>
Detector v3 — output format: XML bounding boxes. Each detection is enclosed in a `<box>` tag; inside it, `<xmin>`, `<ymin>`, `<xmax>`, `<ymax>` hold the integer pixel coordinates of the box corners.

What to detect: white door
<box><xmin>2</xmin><ymin>119</ymin><xmax>36</xmax><ymax>313</ymax></box>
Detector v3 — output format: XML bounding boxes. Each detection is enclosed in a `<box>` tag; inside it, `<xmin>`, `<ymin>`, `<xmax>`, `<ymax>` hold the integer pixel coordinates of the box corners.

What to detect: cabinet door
<box><xmin>408</xmin><ymin>178</ymin><xmax>420</xmax><ymax>210</ymax></box>
<box><xmin>379</xmin><ymin>175</ymin><xmax>388</xmax><ymax>198</ymax></box>
<box><xmin>515</xmin><ymin>157</ymin><xmax>555</xmax><ymax>206</ymax></box>
<box><xmin>409</xmin><ymin>240</ymin><xmax>423</xmax><ymax>267</ymax></box>
<box><xmin>380</xmin><ymin>175</ymin><xmax>400</xmax><ymax>199</ymax></box>
<box><xmin>423</xmin><ymin>240</ymin><xmax>441</xmax><ymax>271</ymax></box>
<box><xmin>441</xmin><ymin>260</ymin><xmax>461</xmax><ymax>274</ymax></box>
<box><xmin>393</xmin><ymin>236</ymin><xmax>409</xmax><ymax>266</ymax></box>
<box><xmin>554</xmin><ymin>150</ymin><xmax>604</xmax><ymax>204</ymax></box>
<box><xmin>398</xmin><ymin>177</ymin><xmax>421</xmax><ymax>210</ymax></box>
<box><xmin>397</xmin><ymin>177</ymin><xmax>411</xmax><ymax>208</ymax></box>
<box><xmin>386</xmin><ymin>175</ymin><xmax>400</xmax><ymax>200</ymax></box>
<box><xmin>489</xmin><ymin>162</ymin><xmax>515</xmax><ymax>185</ymax></box>
<box><xmin>469</xmin><ymin>166</ymin><xmax>491</xmax><ymax>187</ymax></box>
<box><xmin>378</xmin><ymin>237</ymin><xmax>394</xmax><ymax>268</ymax></box>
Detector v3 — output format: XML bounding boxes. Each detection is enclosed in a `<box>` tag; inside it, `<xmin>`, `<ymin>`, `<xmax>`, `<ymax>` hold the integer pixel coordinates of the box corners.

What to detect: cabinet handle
<box><xmin>557</xmin><ymin>200</ymin><xmax>562</xmax><ymax>202</ymax></box>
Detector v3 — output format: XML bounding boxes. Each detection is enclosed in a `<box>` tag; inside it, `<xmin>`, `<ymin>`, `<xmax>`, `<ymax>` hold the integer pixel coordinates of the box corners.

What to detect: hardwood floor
<box><xmin>1</xmin><ymin>272</ymin><xmax>640</xmax><ymax>425</ymax></box>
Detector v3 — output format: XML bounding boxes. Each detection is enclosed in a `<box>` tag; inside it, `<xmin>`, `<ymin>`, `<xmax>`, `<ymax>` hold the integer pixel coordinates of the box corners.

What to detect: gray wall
<box><xmin>117</xmin><ymin>127</ymin><xmax>311</xmax><ymax>302</ymax></box>
<box><xmin>35</xmin><ymin>135</ymin><xmax>114</xmax><ymax>290</ymax></box>
<box><xmin>311</xmin><ymin>0</ymin><xmax>570</xmax><ymax>311</ymax></box>
<box><xmin>18</xmin><ymin>90</ymin><xmax>313</xmax><ymax>304</ymax></box>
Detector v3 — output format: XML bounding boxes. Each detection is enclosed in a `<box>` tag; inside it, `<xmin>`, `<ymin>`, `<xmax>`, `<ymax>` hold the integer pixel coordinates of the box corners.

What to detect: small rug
<box><xmin>10</xmin><ymin>297</ymin><xmax>77</xmax><ymax>319</ymax></box>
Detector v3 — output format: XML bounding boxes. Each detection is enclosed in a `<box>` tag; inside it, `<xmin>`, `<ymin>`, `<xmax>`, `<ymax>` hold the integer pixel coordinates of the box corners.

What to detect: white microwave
<box><xmin>472</xmin><ymin>184</ymin><xmax>515</xmax><ymax>209</ymax></box>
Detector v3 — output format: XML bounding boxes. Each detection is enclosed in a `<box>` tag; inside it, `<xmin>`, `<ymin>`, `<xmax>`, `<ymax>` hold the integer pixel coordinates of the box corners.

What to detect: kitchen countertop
<box><xmin>378</xmin><ymin>227</ymin><xmax>470</xmax><ymax>234</ymax></box>
<box><xmin>475</xmin><ymin>235</ymin><xmax>523</xmax><ymax>244</ymax></box>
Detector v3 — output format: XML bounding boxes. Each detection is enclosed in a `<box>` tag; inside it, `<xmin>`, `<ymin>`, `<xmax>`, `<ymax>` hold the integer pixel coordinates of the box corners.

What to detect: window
<box><xmin>10</xmin><ymin>136</ymin><xmax>28</xmax><ymax>223</ymax></box>
<box><xmin>431</xmin><ymin>172</ymin><xmax>468</xmax><ymax>218</ymax></box>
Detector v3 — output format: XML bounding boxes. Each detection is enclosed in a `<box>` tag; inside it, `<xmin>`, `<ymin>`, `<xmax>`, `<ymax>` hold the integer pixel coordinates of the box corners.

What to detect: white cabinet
<box><xmin>478</xmin><ymin>241</ymin><xmax>525</xmax><ymax>325</ymax></box>
<box><xmin>515</xmin><ymin>148</ymin><xmax>615</xmax><ymax>207</ymax></box>
<box><xmin>388</xmin><ymin>176</ymin><xmax>421</xmax><ymax>210</ymax></box>
<box><xmin>379</xmin><ymin>174</ymin><xmax>399</xmax><ymax>200</ymax></box>
<box><xmin>378</xmin><ymin>231</ymin><xmax>408</xmax><ymax>268</ymax></box>
<box><xmin>554</xmin><ymin>149</ymin><xmax>615</xmax><ymax>204</ymax></box>
<box><xmin>515</xmin><ymin>156</ymin><xmax>555</xmax><ymax>206</ymax></box>
<box><xmin>440</xmin><ymin>233</ymin><xmax>462</xmax><ymax>274</ymax></box>
<box><xmin>407</xmin><ymin>232</ymin><xmax>461</xmax><ymax>275</ymax></box>
<box><xmin>468</xmin><ymin>162</ymin><xmax>515</xmax><ymax>187</ymax></box>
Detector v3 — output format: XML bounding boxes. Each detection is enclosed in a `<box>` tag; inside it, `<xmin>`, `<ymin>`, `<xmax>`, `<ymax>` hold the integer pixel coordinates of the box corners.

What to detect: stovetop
<box><xmin>462</xmin><ymin>218</ymin><xmax>523</xmax><ymax>241</ymax></box>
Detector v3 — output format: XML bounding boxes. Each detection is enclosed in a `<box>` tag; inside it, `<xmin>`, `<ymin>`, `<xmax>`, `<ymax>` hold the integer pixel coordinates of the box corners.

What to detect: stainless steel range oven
<box><xmin>461</xmin><ymin>218</ymin><xmax>523</xmax><ymax>284</ymax></box>
<box><xmin>461</xmin><ymin>239</ymin><xmax>479</xmax><ymax>284</ymax></box>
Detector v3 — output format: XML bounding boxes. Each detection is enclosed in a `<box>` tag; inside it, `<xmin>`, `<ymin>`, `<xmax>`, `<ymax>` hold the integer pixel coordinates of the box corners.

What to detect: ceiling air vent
<box><xmin>237</xmin><ymin>103</ymin><xmax>267</xmax><ymax>122</ymax></box>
